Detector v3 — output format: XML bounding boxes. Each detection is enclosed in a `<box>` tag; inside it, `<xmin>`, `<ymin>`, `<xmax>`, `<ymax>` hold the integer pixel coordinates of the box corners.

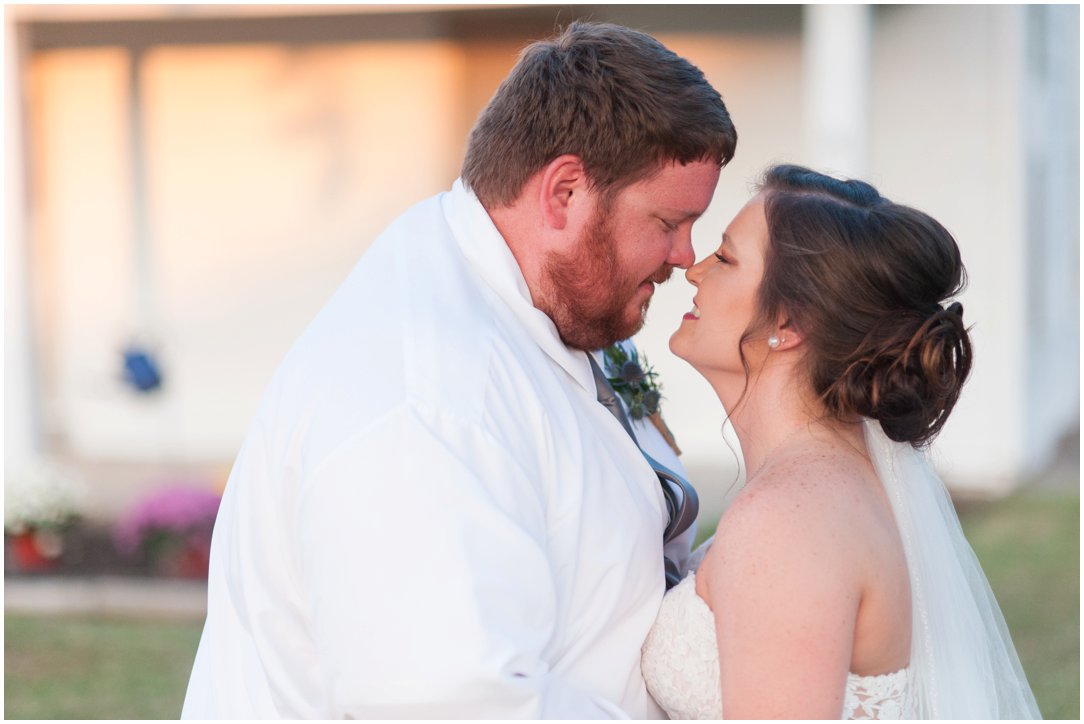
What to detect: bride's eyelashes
<box><xmin>713</xmin><ymin>251</ymin><xmax>733</xmax><ymax>265</ymax></box>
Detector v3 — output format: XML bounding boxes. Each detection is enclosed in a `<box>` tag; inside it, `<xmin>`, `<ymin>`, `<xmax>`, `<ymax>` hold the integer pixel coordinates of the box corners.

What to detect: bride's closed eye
<box><xmin>713</xmin><ymin>251</ymin><xmax>733</xmax><ymax>265</ymax></box>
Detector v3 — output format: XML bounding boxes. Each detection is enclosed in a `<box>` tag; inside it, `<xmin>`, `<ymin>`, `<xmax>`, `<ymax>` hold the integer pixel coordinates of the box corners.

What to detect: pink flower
<box><xmin>114</xmin><ymin>484</ymin><xmax>221</xmax><ymax>559</ymax></box>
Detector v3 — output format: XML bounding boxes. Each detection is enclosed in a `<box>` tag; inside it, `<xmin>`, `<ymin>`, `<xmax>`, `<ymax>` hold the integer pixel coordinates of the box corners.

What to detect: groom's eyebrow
<box><xmin>661</xmin><ymin>207</ymin><xmax>703</xmax><ymax>222</ymax></box>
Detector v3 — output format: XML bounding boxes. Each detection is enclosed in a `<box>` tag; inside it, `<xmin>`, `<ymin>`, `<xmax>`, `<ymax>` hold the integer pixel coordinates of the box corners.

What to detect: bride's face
<box><xmin>669</xmin><ymin>193</ymin><xmax>770</xmax><ymax>378</ymax></box>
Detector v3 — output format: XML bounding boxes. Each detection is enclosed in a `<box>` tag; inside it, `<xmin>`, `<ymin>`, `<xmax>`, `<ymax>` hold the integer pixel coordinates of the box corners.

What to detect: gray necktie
<box><xmin>589</xmin><ymin>354</ymin><xmax>639</xmax><ymax>442</ymax></box>
<box><xmin>588</xmin><ymin>354</ymin><xmax>699</xmax><ymax>589</ymax></box>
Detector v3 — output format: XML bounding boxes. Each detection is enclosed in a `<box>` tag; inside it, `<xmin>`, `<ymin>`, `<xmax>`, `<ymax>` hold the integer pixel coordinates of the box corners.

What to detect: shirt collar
<box><xmin>441</xmin><ymin>178</ymin><xmax>595</xmax><ymax>395</ymax></box>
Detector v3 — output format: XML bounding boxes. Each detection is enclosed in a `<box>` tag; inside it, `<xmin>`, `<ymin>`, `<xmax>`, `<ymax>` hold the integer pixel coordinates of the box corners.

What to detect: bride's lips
<box><xmin>682</xmin><ymin>300</ymin><xmax>701</xmax><ymax>321</ymax></box>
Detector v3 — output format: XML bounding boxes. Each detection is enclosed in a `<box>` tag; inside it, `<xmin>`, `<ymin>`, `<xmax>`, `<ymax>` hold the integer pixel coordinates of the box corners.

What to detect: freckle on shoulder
<box><xmin>734</xmin><ymin>454</ymin><xmax>860</xmax><ymax>516</ymax></box>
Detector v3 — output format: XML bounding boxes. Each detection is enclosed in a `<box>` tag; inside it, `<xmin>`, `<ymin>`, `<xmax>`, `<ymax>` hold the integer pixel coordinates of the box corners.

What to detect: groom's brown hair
<box><xmin>461</xmin><ymin>21</ymin><xmax>737</xmax><ymax>209</ymax></box>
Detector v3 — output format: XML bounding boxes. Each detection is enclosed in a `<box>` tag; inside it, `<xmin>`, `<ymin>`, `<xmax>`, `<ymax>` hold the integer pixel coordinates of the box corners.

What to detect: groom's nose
<box><xmin>666</xmin><ymin>230</ymin><xmax>696</xmax><ymax>269</ymax></box>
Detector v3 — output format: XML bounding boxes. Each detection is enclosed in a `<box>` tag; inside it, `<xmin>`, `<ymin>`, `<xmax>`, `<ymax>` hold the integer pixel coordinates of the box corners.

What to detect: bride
<box><xmin>641</xmin><ymin>165</ymin><xmax>1041</xmax><ymax>719</ymax></box>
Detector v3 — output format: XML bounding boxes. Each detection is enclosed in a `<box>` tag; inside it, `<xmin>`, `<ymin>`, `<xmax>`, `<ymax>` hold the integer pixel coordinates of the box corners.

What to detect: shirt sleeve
<box><xmin>296</xmin><ymin>402</ymin><xmax>629</xmax><ymax>718</ymax></box>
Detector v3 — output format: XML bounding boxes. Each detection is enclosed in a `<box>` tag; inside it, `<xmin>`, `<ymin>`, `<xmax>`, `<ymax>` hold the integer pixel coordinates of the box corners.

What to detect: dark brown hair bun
<box><xmin>825</xmin><ymin>302</ymin><xmax>971</xmax><ymax>446</ymax></box>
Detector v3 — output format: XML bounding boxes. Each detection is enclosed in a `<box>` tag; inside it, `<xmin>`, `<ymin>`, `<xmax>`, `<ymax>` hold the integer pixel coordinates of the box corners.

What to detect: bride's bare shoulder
<box><xmin>736</xmin><ymin>446</ymin><xmax>872</xmax><ymax>511</ymax></box>
<box><xmin>703</xmin><ymin>448</ymin><xmax>881</xmax><ymax>580</ymax></box>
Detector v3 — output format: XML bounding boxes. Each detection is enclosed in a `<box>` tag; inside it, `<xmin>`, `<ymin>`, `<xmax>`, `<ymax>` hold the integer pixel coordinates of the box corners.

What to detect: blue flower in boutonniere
<box><xmin>603</xmin><ymin>345</ymin><xmax>661</xmax><ymax>420</ymax></box>
<box><xmin>602</xmin><ymin>343</ymin><xmax>682</xmax><ymax>455</ymax></box>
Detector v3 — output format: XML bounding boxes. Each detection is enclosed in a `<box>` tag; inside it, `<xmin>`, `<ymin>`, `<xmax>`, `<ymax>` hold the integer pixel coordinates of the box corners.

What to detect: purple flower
<box><xmin>114</xmin><ymin>484</ymin><xmax>221</xmax><ymax>559</ymax></box>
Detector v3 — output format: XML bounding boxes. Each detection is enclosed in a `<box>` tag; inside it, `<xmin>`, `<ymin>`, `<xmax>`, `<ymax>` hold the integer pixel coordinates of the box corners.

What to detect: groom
<box><xmin>183</xmin><ymin>21</ymin><xmax>735</xmax><ymax>718</ymax></box>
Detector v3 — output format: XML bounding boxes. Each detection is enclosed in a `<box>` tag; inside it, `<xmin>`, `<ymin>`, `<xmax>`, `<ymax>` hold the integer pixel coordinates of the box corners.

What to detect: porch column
<box><xmin>803</xmin><ymin>4</ymin><xmax>873</xmax><ymax>177</ymax></box>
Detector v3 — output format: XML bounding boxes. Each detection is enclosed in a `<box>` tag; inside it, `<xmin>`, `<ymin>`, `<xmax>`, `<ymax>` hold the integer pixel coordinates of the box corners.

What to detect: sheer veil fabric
<box><xmin>864</xmin><ymin>419</ymin><xmax>1042</xmax><ymax>718</ymax></box>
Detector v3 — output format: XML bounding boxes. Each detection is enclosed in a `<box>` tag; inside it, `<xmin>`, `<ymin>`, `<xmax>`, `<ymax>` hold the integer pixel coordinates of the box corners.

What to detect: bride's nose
<box><xmin>684</xmin><ymin>255</ymin><xmax>710</xmax><ymax>286</ymax></box>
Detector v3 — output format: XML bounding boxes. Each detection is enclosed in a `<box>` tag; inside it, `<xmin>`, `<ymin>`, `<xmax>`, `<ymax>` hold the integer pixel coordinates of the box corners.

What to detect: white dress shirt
<box><xmin>182</xmin><ymin>179</ymin><xmax>673</xmax><ymax>718</ymax></box>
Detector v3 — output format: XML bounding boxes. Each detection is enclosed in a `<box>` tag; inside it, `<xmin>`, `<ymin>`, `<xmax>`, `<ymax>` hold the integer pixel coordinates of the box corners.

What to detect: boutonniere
<box><xmin>602</xmin><ymin>344</ymin><xmax>661</xmax><ymax>419</ymax></box>
<box><xmin>601</xmin><ymin>344</ymin><xmax>682</xmax><ymax>456</ymax></box>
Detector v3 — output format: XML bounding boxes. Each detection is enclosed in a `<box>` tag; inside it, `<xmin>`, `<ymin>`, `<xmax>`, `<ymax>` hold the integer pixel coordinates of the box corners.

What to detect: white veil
<box><xmin>864</xmin><ymin>419</ymin><xmax>1042</xmax><ymax>719</ymax></box>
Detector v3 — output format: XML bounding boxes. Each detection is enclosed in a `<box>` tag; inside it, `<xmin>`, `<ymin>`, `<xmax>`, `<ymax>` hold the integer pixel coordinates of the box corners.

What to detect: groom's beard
<box><xmin>538</xmin><ymin>208</ymin><xmax>673</xmax><ymax>351</ymax></box>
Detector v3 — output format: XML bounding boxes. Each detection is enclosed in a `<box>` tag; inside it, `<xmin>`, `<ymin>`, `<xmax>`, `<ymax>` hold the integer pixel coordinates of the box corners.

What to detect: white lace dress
<box><xmin>642</xmin><ymin>571</ymin><xmax>910</xmax><ymax>720</ymax></box>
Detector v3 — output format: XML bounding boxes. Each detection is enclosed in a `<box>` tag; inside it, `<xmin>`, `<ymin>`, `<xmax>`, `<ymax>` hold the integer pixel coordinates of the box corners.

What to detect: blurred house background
<box><xmin>4</xmin><ymin>3</ymin><xmax>1079</xmax><ymax>525</ymax></box>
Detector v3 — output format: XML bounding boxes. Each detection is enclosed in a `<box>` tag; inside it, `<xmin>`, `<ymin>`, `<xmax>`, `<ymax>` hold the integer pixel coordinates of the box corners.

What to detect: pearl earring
<box><xmin>767</xmin><ymin>335</ymin><xmax>781</xmax><ymax>349</ymax></box>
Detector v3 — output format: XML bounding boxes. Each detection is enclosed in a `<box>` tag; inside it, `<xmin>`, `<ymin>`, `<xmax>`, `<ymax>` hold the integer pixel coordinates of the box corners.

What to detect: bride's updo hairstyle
<box><xmin>755</xmin><ymin>164</ymin><xmax>972</xmax><ymax>447</ymax></box>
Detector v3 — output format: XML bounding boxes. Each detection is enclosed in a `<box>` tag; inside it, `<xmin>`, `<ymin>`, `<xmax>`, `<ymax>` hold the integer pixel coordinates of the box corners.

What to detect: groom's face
<box><xmin>539</xmin><ymin>159</ymin><xmax>720</xmax><ymax>351</ymax></box>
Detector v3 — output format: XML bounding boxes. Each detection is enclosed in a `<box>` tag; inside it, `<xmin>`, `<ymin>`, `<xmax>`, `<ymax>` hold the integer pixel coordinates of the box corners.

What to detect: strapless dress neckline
<box><xmin>642</xmin><ymin>572</ymin><xmax>911</xmax><ymax>719</ymax></box>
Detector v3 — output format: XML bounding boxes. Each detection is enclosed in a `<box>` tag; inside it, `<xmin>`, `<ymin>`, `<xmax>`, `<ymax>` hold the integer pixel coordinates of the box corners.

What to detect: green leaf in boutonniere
<box><xmin>601</xmin><ymin>343</ymin><xmax>662</xmax><ymax>421</ymax></box>
<box><xmin>601</xmin><ymin>343</ymin><xmax>683</xmax><ymax>456</ymax></box>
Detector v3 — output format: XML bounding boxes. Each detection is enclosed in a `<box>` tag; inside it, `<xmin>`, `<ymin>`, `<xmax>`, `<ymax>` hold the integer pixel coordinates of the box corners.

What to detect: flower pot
<box><xmin>8</xmin><ymin>529</ymin><xmax>63</xmax><ymax>573</ymax></box>
<box><xmin>151</xmin><ymin>542</ymin><xmax>210</xmax><ymax>579</ymax></box>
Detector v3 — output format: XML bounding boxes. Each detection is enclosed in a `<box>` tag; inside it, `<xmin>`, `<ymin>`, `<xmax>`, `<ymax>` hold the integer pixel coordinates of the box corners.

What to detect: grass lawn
<box><xmin>958</xmin><ymin>489</ymin><xmax>1080</xmax><ymax>720</ymax></box>
<box><xmin>4</xmin><ymin>489</ymin><xmax>1078</xmax><ymax>719</ymax></box>
<box><xmin>5</xmin><ymin>615</ymin><xmax>202</xmax><ymax>719</ymax></box>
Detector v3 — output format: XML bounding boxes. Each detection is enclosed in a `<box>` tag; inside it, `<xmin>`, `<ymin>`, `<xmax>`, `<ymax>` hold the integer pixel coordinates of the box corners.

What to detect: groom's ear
<box><xmin>539</xmin><ymin>154</ymin><xmax>589</xmax><ymax>231</ymax></box>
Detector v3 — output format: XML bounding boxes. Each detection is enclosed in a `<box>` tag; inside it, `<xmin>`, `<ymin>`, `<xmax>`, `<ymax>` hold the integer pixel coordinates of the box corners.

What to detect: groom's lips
<box><xmin>638</xmin><ymin>266</ymin><xmax>674</xmax><ymax>297</ymax></box>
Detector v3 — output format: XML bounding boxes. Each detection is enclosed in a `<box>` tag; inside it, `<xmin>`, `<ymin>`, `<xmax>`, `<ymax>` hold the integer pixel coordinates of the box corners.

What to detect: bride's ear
<box><xmin>539</xmin><ymin>154</ymin><xmax>588</xmax><ymax>231</ymax></box>
<box><xmin>773</xmin><ymin>317</ymin><xmax>804</xmax><ymax>351</ymax></box>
